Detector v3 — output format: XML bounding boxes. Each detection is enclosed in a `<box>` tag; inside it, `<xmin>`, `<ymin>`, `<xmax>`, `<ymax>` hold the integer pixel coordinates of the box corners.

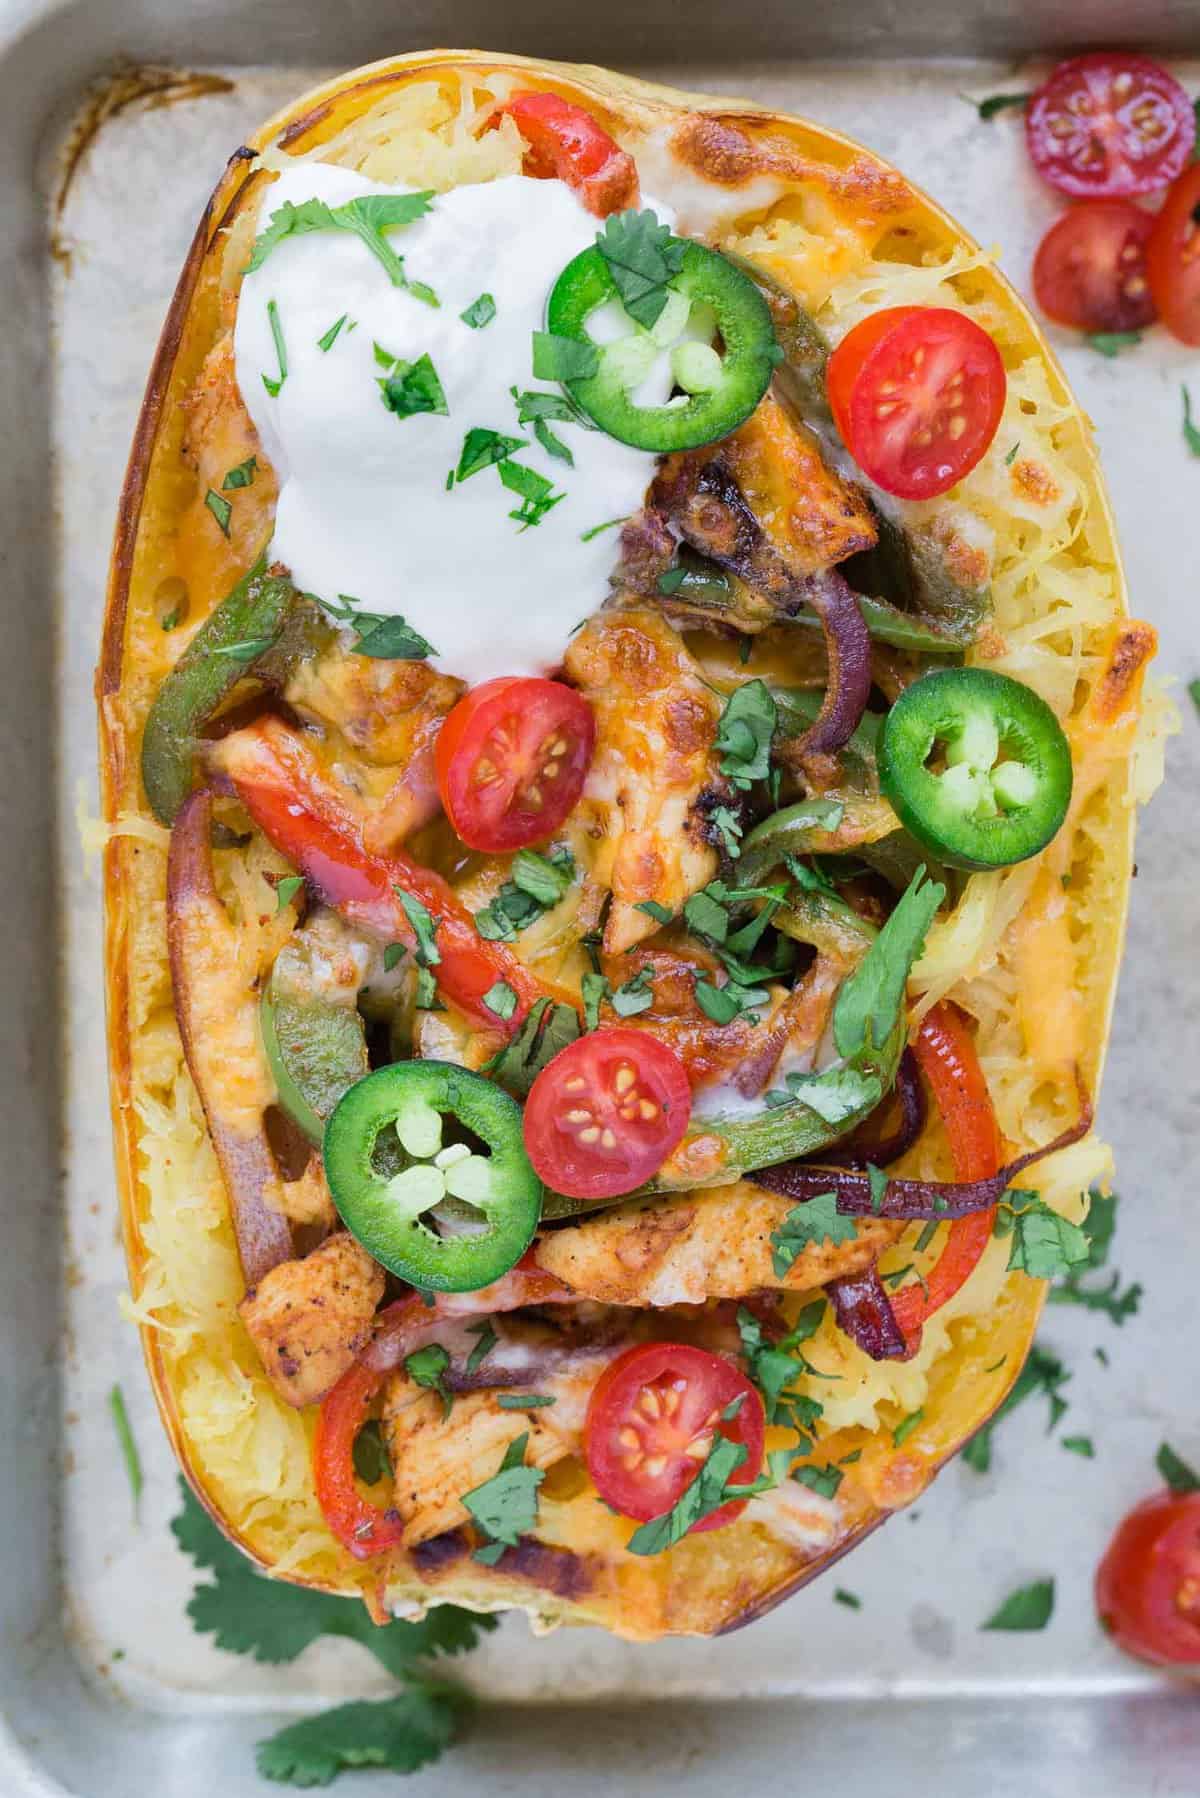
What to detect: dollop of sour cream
<box><xmin>235</xmin><ymin>165</ymin><xmax>674</xmax><ymax>685</ymax></box>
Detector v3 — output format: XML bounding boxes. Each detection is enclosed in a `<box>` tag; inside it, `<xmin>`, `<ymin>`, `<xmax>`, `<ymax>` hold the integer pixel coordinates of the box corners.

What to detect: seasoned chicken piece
<box><xmin>654</xmin><ymin>390</ymin><xmax>876</xmax><ymax>590</ymax></box>
<box><xmin>240</xmin><ymin>1232</ymin><xmax>385</xmax><ymax>1408</ymax></box>
<box><xmin>381</xmin><ymin>1332</ymin><xmax>623</xmax><ymax>1545</ymax></box>
<box><xmin>180</xmin><ymin>331</ymin><xmax>278</xmax><ymax>570</ymax></box>
<box><xmin>564</xmin><ymin>608</ymin><xmax>724</xmax><ymax>954</ymax></box>
<box><xmin>533</xmin><ymin>1183</ymin><xmax>903</xmax><ymax>1308</ymax></box>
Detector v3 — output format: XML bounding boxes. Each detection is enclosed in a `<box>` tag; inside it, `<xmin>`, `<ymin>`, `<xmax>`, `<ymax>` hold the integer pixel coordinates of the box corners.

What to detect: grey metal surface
<box><xmin>1</xmin><ymin>2</ymin><xmax>1197</xmax><ymax>1793</ymax></box>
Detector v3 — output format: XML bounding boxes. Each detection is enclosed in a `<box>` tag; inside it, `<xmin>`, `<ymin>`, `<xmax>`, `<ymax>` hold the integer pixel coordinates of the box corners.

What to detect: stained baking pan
<box><xmin>2</xmin><ymin>0</ymin><xmax>1198</xmax><ymax>1792</ymax></box>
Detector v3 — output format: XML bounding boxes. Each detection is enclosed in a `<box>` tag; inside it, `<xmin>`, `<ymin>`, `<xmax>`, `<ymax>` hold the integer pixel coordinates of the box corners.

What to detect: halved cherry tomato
<box><xmin>1026</xmin><ymin>54</ymin><xmax>1195</xmax><ymax>198</ymax></box>
<box><xmin>1096</xmin><ymin>1489</ymin><xmax>1200</xmax><ymax>1668</ymax></box>
<box><xmin>523</xmin><ymin>1027</ymin><xmax>691</xmax><ymax>1199</ymax></box>
<box><xmin>505</xmin><ymin>91</ymin><xmax>639</xmax><ymax>217</ymax></box>
<box><xmin>585</xmin><ymin>1342</ymin><xmax>765</xmax><ymax>1529</ymax></box>
<box><xmin>890</xmin><ymin>1002</ymin><xmax>1000</xmax><ymax>1349</ymax></box>
<box><xmin>826</xmin><ymin>307</ymin><xmax>1006</xmax><ymax>501</ymax></box>
<box><xmin>314</xmin><ymin>1358</ymin><xmax>406</xmax><ymax>1560</ymax></box>
<box><xmin>436</xmin><ymin>676</ymin><xmax>595</xmax><ymax>855</ymax></box>
<box><xmin>1146</xmin><ymin>163</ymin><xmax>1200</xmax><ymax>346</ymax></box>
<box><xmin>1032</xmin><ymin>200</ymin><xmax>1157</xmax><ymax>332</ymax></box>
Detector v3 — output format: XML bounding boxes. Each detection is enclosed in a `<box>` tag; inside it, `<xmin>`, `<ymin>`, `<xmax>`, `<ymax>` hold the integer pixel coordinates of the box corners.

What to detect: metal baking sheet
<box><xmin>3</xmin><ymin>3</ymin><xmax>1198</xmax><ymax>1792</ymax></box>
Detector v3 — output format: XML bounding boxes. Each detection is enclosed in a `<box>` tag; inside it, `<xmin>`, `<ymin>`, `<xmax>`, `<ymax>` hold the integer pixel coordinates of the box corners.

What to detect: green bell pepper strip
<box><xmin>545</xmin><ymin>240</ymin><xmax>776</xmax><ymax>452</ymax></box>
<box><xmin>738</xmin><ymin>795</ymin><xmax>902</xmax><ymax>887</ymax></box>
<box><xmin>720</xmin><ymin>249</ymin><xmax>830</xmax><ymax>419</ymax></box>
<box><xmin>260</xmin><ymin>941</ymin><xmax>370</xmax><ymax>1146</ymax></box>
<box><xmin>771</xmin><ymin>687</ymin><xmax>881</xmax><ymax>789</ymax></box>
<box><xmin>324</xmin><ymin>1062</ymin><xmax>542</xmax><ymax>1292</ymax></box>
<box><xmin>843</xmin><ymin>509</ymin><xmax>991</xmax><ymax>649</ymax></box>
<box><xmin>141</xmin><ymin>555</ymin><xmax>296</xmax><ymax>825</ymax></box>
<box><xmin>660</xmin><ymin>550</ymin><xmax>967</xmax><ymax>655</ymax></box>
<box><xmin>879</xmin><ymin>668</ymin><xmax>1073</xmax><ymax>871</ymax></box>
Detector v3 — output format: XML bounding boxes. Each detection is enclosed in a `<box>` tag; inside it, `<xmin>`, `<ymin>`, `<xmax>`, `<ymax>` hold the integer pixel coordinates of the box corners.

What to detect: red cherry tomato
<box><xmin>1146</xmin><ymin>163</ymin><xmax>1200</xmax><ymax>346</ymax></box>
<box><xmin>827</xmin><ymin>307</ymin><xmax>1006</xmax><ymax>500</ymax></box>
<box><xmin>523</xmin><ymin>1027</ymin><xmax>691</xmax><ymax>1199</ymax></box>
<box><xmin>1032</xmin><ymin>201</ymin><xmax>1157</xmax><ymax>332</ymax></box>
<box><xmin>585</xmin><ymin>1342</ymin><xmax>765</xmax><ymax>1530</ymax></box>
<box><xmin>505</xmin><ymin>91</ymin><xmax>640</xmax><ymax>217</ymax></box>
<box><xmin>1026</xmin><ymin>54</ymin><xmax>1195</xmax><ymax>198</ymax></box>
<box><xmin>435</xmin><ymin>676</ymin><xmax>595</xmax><ymax>854</ymax></box>
<box><xmin>1096</xmin><ymin>1489</ymin><xmax>1200</xmax><ymax>1668</ymax></box>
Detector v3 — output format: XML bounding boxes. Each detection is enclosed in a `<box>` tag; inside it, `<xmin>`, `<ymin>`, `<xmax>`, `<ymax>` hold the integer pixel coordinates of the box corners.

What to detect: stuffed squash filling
<box><xmin>103</xmin><ymin>55</ymin><xmax>1159</xmax><ymax>1639</ymax></box>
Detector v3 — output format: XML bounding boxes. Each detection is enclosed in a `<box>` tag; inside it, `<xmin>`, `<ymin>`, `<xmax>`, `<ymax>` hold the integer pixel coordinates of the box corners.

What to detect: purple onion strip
<box><xmin>754</xmin><ymin>1102</ymin><xmax>1093</xmax><ymax>1221</ymax></box>
<box><xmin>827</xmin><ymin>1263</ymin><xmax>908</xmax><ymax>1361</ymax></box>
<box><xmin>793</xmin><ymin>568</ymin><xmax>872</xmax><ymax>759</ymax></box>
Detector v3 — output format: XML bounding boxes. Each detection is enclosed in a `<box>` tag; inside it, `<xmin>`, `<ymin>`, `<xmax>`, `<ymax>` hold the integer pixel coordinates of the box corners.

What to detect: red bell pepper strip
<box><xmin>313</xmin><ymin>1356</ymin><xmax>407</xmax><ymax>1561</ymax></box>
<box><xmin>210</xmin><ymin>716</ymin><xmax>566</xmax><ymax>1032</ymax></box>
<box><xmin>889</xmin><ymin>1001</ymin><xmax>1001</xmax><ymax>1348</ymax></box>
<box><xmin>505</xmin><ymin>91</ymin><xmax>640</xmax><ymax>216</ymax></box>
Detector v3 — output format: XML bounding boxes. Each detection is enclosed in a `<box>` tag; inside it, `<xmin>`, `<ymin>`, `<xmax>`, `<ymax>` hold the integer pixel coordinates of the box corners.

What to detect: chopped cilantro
<box><xmin>962</xmin><ymin>1344</ymin><xmax>1070</xmax><ymax>1473</ymax></box>
<box><xmin>351</xmin><ymin>1418</ymin><xmax>392</xmax><ymax>1484</ymax></box>
<box><xmin>474</xmin><ymin>846</ymin><xmax>574</xmax><ymax>940</ymax></box>
<box><xmin>710</xmin><ymin>804</ymin><xmax>744</xmax><ymax>859</ymax></box>
<box><xmin>108</xmin><ymin>1384</ymin><xmax>142</xmax><ymax>1514</ymax></box>
<box><xmin>1157</xmin><ymin>1442</ymin><xmax>1200</xmax><ymax>1495</ymax></box>
<box><xmin>316</xmin><ymin>313</ymin><xmax>349</xmax><ymax>351</ymax></box>
<box><xmin>594</xmin><ymin>208</ymin><xmax>686</xmax><ymax>329</ymax></box>
<box><xmin>405</xmin><ymin>1343</ymin><xmax>453</xmax><ymax>1418</ymax></box>
<box><xmin>611</xmin><ymin>967</ymin><xmax>655</xmax><ymax>1017</ymax></box>
<box><xmin>656</xmin><ymin>565</ymin><xmax>688</xmax><ymax>594</ymax></box>
<box><xmin>626</xmin><ymin>1432</ymin><xmax>751</xmax><ymax>1555</ymax></box>
<box><xmin>464</xmin><ymin>1320</ymin><xmax>497</xmax><ymax>1376</ymax></box>
<box><xmin>498</xmin><ymin>457</ymin><xmax>563</xmax><ymax>529</ymax></box>
<box><xmin>496</xmin><ymin>1393</ymin><xmax>556</xmax><ymax>1410</ymax></box>
<box><xmin>581</xmin><ymin>516</ymin><xmax>627</xmax><ymax>542</ymax></box>
<box><xmin>1184</xmin><ymin>383</ymin><xmax>1200</xmax><ymax>457</ymax></box>
<box><xmin>460</xmin><ymin>292</ymin><xmax>496</xmax><ymax>329</ymax></box>
<box><xmin>246</xmin><ymin>190</ymin><xmax>437</xmax><ymax>299</ymax></box>
<box><xmin>204</xmin><ymin>489</ymin><xmax>232</xmax><ymax>536</ymax></box>
<box><xmin>382</xmin><ymin>943</ymin><xmax>406</xmax><ymax>973</ymax></box>
<box><xmin>770</xmin><ymin>1192</ymin><xmax>857</xmax><ymax>1277</ymax></box>
<box><xmin>462</xmin><ymin>1432</ymin><xmax>544</xmax><ymax>1558</ymax></box>
<box><xmin>834</xmin><ymin>1588</ymin><xmax>862</xmax><ymax>1610</ymax></box>
<box><xmin>893</xmin><ymin>1409</ymin><xmax>924</xmax><ymax>1449</ymax></box>
<box><xmin>964</xmin><ymin>90</ymin><xmax>1031</xmax><ymax>120</ymax></box>
<box><xmin>377</xmin><ymin>350</ymin><xmax>449</xmax><ymax>421</ymax></box>
<box><xmin>532</xmin><ymin>330</ymin><xmax>599</xmax><ymax>382</ymax></box>
<box><xmin>764</xmin><ymin>1066</ymin><xmax>881</xmax><ymax>1125</ymax></box>
<box><xmin>481</xmin><ymin>998</ymin><xmax>579</xmax><ymax>1098</ymax></box>
<box><xmin>1004</xmin><ymin>441</ymin><xmax>1020</xmax><ymax>466</ymax></box>
<box><xmin>222</xmin><ymin>455</ymin><xmax>257</xmax><ymax>490</ymax></box>
<box><xmin>833</xmin><ymin>866</ymin><xmax>945</xmax><ymax>1064</ymax></box>
<box><xmin>982</xmin><ymin>1579</ymin><xmax>1055</xmax><ymax>1632</ymax></box>
<box><xmin>262</xmin><ymin>297</ymin><xmax>287</xmax><ymax>396</ymax></box>
<box><xmin>1087</xmin><ymin>330</ymin><xmax>1142</xmax><ymax>358</ymax></box>
<box><xmin>737</xmin><ymin>1302</ymin><xmax>826</xmax><ymax>1448</ymax></box>
<box><xmin>394</xmin><ymin>888</ymin><xmax>440</xmax><ymax>968</ymax></box>
<box><xmin>482</xmin><ymin>981</ymin><xmax>518</xmax><ymax>1022</ymax></box>
<box><xmin>792</xmin><ymin>1461</ymin><xmax>843</xmax><ymax>1500</ymax></box>
<box><xmin>995</xmin><ymin>1189</ymin><xmax>1091</xmax><ymax>1280</ymax></box>
<box><xmin>312</xmin><ymin>591</ymin><xmax>435</xmax><ymax>660</ymax></box>
<box><xmin>636</xmin><ymin>899</ymin><xmax>674</xmax><ymax>924</ymax></box>
<box><xmin>581</xmin><ymin>972</ymin><xmax>609</xmax><ymax>1033</ymax></box>
<box><xmin>714</xmin><ymin>680</ymin><xmax>777</xmax><ymax>790</ymax></box>
<box><xmin>454</xmin><ymin>427</ymin><xmax>528</xmax><ymax>483</ymax></box>
<box><xmin>1047</xmin><ymin>1190</ymin><xmax>1142</xmax><ymax>1324</ymax></box>
<box><xmin>275</xmin><ymin>875</ymin><xmax>303</xmax><ymax>912</ymax></box>
<box><xmin>1061</xmin><ymin>1435</ymin><xmax>1095</xmax><ymax>1459</ymax></box>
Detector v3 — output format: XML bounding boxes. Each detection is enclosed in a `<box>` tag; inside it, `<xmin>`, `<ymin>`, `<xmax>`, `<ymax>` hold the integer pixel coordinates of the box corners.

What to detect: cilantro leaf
<box><xmin>636</xmin><ymin>899</ymin><xmax>674</xmax><ymax>924</ymax></box>
<box><xmin>982</xmin><ymin>1578</ymin><xmax>1055</xmax><ymax>1632</ymax></box>
<box><xmin>378</xmin><ymin>352</ymin><xmax>448</xmax><ymax>421</ymax></box>
<box><xmin>482</xmin><ymin>980</ymin><xmax>518</xmax><ymax>1021</ymax></box>
<box><xmin>834</xmin><ymin>1587</ymin><xmax>862</xmax><ymax>1609</ymax></box>
<box><xmin>1087</xmin><ymin>330</ymin><xmax>1142</xmax><ymax>358</ymax></box>
<box><xmin>1184</xmin><ymin>384</ymin><xmax>1200</xmax><ymax>457</ymax></box>
<box><xmin>351</xmin><ymin>1418</ymin><xmax>392</xmax><ymax>1485</ymax></box>
<box><xmin>316</xmin><ymin>313</ymin><xmax>349</xmax><ymax>352</ymax></box>
<box><xmin>792</xmin><ymin>1461</ymin><xmax>843</xmax><ymax>1500</ymax></box>
<box><xmin>462</xmin><ymin>1432</ymin><xmax>544</xmax><ymax>1550</ymax></box>
<box><xmin>765</xmin><ymin>1065</ymin><xmax>882</xmax><ymax>1124</ymax></box>
<box><xmin>355</xmin><ymin>614</ymin><xmax>435</xmax><ymax>659</ymax></box>
<box><xmin>999</xmin><ymin>1189</ymin><xmax>1091</xmax><ymax>1279</ymax></box>
<box><xmin>771</xmin><ymin>1192</ymin><xmax>858</xmax><ymax>1277</ymax></box>
<box><xmin>405</xmin><ymin>1343</ymin><xmax>453</xmax><ymax>1418</ymax></box>
<box><xmin>108</xmin><ymin>1384</ymin><xmax>142</xmax><ymax>1513</ymax></box>
<box><xmin>256</xmin><ymin>1684</ymin><xmax>462</xmax><ymax>1786</ymax></box>
<box><xmin>683</xmin><ymin>888</ymin><xmax>729</xmax><ymax>942</ymax></box>
<box><xmin>594</xmin><ymin>208</ymin><xmax>686</xmax><ymax>329</ymax></box>
<box><xmin>736</xmin><ymin>1303</ymin><xmax>826</xmax><ymax>1446</ymax></box>
<box><xmin>394</xmin><ymin>888</ymin><xmax>440</xmax><ymax>966</ymax></box>
<box><xmin>581</xmin><ymin>972</ymin><xmax>609</xmax><ymax>1033</ymax></box>
<box><xmin>246</xmin><ymin>197</ymin><xmax>339</xmax><ymax>270</ymax></box>
<box><xmin>833</xmin><ymin>866</ymin><xmax>944</xmax><ymax>1063</ymax></box>
<box><xmin>534</xmin><ymin>417</ymin><xmax>574</xmax><ymax>464</ymax></box>
<box><xmin>1047</xmin><ymin>1188</ymin><xmax>1142</xmax><ymax>1324</ymax></box>
<box><xmin>961</xmin><ymin>1344</ymin><xmax>1070</xmax><ymax>1473</ymax></box>
<box><xmin>454</xmin><ymin>427</ymin><xmax>528</xmax><ymax>482</ymax></box>
<box><xmin>204</xmin><ymin>489</ymin><xmax>232</xmax><ymax>537</ymax></box>
<box><xmin>512</xmin><ymin>388</ymin><xmax>581</xmax><ymax>425</ymax></box>
<box><xmin>498</xmin><ymin>457</ymin><xmax>562</xmax><ymax>529</ymax></box>
<box><xmin>222</xmin><ymin>455</ymin><xmax>257</xmax><ymax>491</ymax></box>
<box><xmin>964</xmin><ymin>90</ymin><xmax>1031</xmax><ymax>120</ymax></box>
<box><xmin>893</xmin><ymin>1408</ymin><xmax>924</xmax><ymax>1449</ymax></box>
<box><xmin>262</xmin><ymin>297</ymin><xmax>288</xmax><ymax>396</ymax></box>
<box><xmin>464</xmin><ymin>1319</ymin><xmax>497</xmax><ymax>1376</ymax></box>
<box><xmin>1061</xmin><ymin>1435</ymin><xmax>1095</xmax><ymax>1458</ymax></box>
<box><xmin>481</xmin><ymin>998</ymin><xmax>579</xmax><ymax>1098</ymax></box>
<box><xmin>1157</xmin><ymin>1442</ymin><xmax>1200</xmax><ymax>1495</ymax></box>
<box><xmin>714</xmin><ymin>680</ymin><xmax>777</xmax><ymax>790</ymax></box>
<box><xmin>460</xmin><ymin>292</ymin><xmax>496</xmax><ymax>329</ymax></box>
<box><xmin>627</xmin><ymin>1432</ymin><xmax>749</xmax><ymax>1555</ymax></box>
<box><xmin>172</xmin><ymin>1479</ymin><xmax>494</xmax><ymax>1676</ymax></box>
<box><xmin>611</xmin><ymin>967</ymin><xmax>655</xmax><ymax>1017</ymax></box>
<box><xmin>275</xmin><ymin>875</ymin><xmax>304</xmax><ymax>912</ymax></box>
<box><xmin>247</xmin><ymin>190</ymin><xmax>436</xmax><ymax>297</ymax></box>
<box><xmin>532</xmin><ymin>331</ymin><xmax>599</xmax><ymax>382</ymax></box>
<box><xmin>496</xmin><ymin>1393</ymin><xmax>556</xmax><ymax>1410</ymax></box>
<box><xmin>709</xmin><ymin>804</ymin><xmax>744</xmax><ymax>859</ymax></box>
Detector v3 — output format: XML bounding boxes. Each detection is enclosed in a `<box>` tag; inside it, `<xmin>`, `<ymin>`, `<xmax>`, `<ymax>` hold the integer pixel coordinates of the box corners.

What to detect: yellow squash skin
<box><xmin>99</xmin><ymin>49</ymin><xmax>1153</xmax><ymax>1640</ymax></box>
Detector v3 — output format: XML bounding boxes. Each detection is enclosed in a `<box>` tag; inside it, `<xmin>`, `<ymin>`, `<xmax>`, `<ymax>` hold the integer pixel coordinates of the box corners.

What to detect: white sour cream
<box><xmin>235</xmin><ymin>165</ymin><xmax>674</xmax><ymax>685</ymax></box>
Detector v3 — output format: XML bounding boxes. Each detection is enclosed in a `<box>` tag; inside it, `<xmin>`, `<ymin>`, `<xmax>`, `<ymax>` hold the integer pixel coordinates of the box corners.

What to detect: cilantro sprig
<box><xmin>475</xmin><ymin>846</ymin><xmax>574</xmax><ymax>941</ymax></box>
<box><xmin>172</xmin><ymin>1478</ymin><xmax>494</xmax><ymax>1787</ymax></box>
<box><xmin>463</xmin><ymin>1432</ymin><xmax>545</xmax><ymax>1564</ymax></box>
<box><xmin>594</xmin><ymin>208</ymin><xmax>686</xmax><ymax>330</ymax></box>
<box><xmin>313</xmin><ymin>591</ymin><xmax>436</xmax><ymax>661</ymax></box>
<box><xmin>247</xmin><ymin>191</ymin><xmax>438</xmax><ymax>303</ymax></box>
<box><xmin>1046</xmin><ymin>1190</ymin><xmax>1142</xmax><ymax>1324</ymax></box>
<box><xmin>770</xmin><ymin>1192</ymin><xmax>857</xmax><ymax>1277</ymax></box>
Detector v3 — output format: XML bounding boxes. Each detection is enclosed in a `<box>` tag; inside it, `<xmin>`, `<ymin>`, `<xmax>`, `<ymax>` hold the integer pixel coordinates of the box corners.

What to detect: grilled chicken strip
<box><xmin>382</xmin><ymin>1328</ymin><xmax>628</xmax><ymax>1546</ymax></box>
<box><xmin>533</xmin><ymin>1183</ymin><xmax>903</xmax><ymax>1308</ymax></box>
<box><xmin>564</xmin><ymin>607</ymin><xmax>725</xmax><ymax>955</ymax></box>
<box><xmin>240</xmin><ymin>1232</ymin><xmax>385</xmax><ymax>1408</ymax></box>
